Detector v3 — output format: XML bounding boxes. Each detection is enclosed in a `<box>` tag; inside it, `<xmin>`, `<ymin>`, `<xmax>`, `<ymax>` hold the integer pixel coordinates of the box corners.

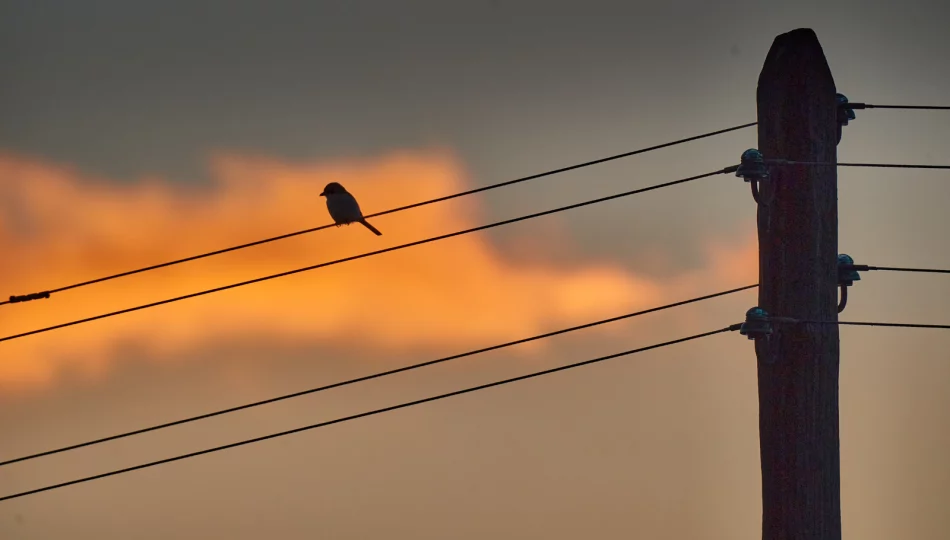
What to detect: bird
<box><xmin>319</xmin><ymin>182</ymin><xmax>382</xmax><ymax>236</ymax></box>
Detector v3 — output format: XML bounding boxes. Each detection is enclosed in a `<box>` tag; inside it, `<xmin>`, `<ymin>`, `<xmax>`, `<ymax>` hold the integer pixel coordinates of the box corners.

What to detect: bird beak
<box><xmin>319</xmin><ymin>191</ymin><xmax>326</xmax><ymax>197</ymax></box>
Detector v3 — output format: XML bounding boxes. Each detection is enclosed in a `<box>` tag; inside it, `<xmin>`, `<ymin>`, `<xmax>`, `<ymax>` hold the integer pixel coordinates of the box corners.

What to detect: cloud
<box><xmin>0</xmin><ymin>149</ymin><xmax>756</xmax><ymax>390</ymax></box>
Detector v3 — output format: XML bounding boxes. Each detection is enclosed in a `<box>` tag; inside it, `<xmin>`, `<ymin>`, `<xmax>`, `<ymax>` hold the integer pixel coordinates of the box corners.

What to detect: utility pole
<box><xmin>754</xmin><ymin>29</ymin><xmax>842</xmax><ymax>540</ymax></box>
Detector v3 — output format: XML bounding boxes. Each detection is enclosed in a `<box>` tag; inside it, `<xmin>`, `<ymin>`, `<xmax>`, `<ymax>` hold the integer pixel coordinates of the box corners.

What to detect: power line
<box><xmin>0</xmin><ymin>324</ymin><xmax>741</xmax><ymax>503</ymax></box>
<box><xmin>836</xmin><ymin>162</ymin><xmax>950</xmax><ymax>170</ymax></box>
<box><xmin>846</xmin><ymin>103</ymin><xmax>950</xmax><ymax>111</ymax></box>
<box><xmin>769</xmin><ymin>318</ymin><xmax>950</xmax><ymax>330</ymax></box>
<box><xmin>847</xmin><ymin>264</ymin><xmax>950</xmax><ymax>275</ymax></box>
<box><xmin>2</xmin><ymin>122</ymin><xmax>757</xmax><ymax>307</ymax></box>
<box><xmin>0</xmin><ymin>167</ymin><xmax>738</xmax><ymax>345</ymax></box>
<box><xmin>836</xmin><ymin>321</ymin><xmax>950</xmax><ymax>330</ymax></box>
<box><xmin>0</xmin><ymin>284</ymin><xmax>757</xmax><ymax>468</ymax></box>
<box><xmin>767</xmin><ymin>159</ymin><xmax>950</xmax><ymax>170</ymax></box>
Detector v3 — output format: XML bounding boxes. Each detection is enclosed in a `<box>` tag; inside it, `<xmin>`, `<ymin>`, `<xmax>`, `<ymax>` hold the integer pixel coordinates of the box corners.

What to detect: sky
<box><xmin>1</xmin><ymin>0</ymin><xmax>948</xmax><ymax>538</ymax></box>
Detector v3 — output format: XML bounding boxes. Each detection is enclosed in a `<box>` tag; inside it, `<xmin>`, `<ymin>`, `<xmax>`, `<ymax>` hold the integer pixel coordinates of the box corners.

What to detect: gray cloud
<box><xmin>1</xmin><ymin>0</ymin><xmax>949</xmax><ymax>537</ymax></box>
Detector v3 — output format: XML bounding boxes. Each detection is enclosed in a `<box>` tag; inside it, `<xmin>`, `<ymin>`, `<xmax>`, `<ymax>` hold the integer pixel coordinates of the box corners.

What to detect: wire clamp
<box><xmin>9</xmin><ymin>291</ymin><xmax>51</xmax><ymax>304</ymax></box>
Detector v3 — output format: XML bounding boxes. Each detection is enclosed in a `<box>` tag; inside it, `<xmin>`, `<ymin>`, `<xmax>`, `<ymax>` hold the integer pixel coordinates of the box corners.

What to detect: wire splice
<box><xmin>0</xmin><ymin>167</ymin><xmax>740</xmax><ymax>345</ymax></box>
<box><xmin>8</xmin><ymin>291</ymin><xmax>51</xmax><ymax>303</ymax></box>
<box><xmin>0</xmin><ymin>122</ymin><xmax>758</xmax><ymax>308</ymax></box>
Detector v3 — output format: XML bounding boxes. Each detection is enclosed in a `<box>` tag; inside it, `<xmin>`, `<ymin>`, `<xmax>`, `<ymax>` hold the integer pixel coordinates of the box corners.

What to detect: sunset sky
<box><xmin>1</xmin><ymin>1</ymin><xmax>949</xmax><ymax>538</ymax></box>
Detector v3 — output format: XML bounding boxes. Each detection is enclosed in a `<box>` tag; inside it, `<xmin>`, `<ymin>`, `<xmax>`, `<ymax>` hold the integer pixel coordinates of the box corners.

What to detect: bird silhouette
<box><xmin>319</xmin><ymin>182</ymin><xmax>382</xmax><ymax>236</ymax></box>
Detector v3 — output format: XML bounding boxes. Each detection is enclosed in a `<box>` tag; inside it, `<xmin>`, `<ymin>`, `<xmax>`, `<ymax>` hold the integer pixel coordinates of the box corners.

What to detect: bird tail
<box><xmin>359</xmin><ymin>219</ymin><xmax>382</xmax><ymax>236</ymax></box>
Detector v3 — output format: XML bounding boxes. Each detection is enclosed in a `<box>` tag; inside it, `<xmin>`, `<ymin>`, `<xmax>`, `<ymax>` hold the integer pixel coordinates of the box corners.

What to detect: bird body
<box><xmin>319</xmin><ymin>182</ymin><xmax>382</xmax><ymax>236</ymax></box>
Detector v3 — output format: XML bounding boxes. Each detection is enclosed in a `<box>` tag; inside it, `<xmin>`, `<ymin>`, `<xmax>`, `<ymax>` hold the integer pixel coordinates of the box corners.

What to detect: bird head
<box><xmin>319</xmin><ymin>182</ymin><xmax>346</xmax><ymax>197</ymax></box>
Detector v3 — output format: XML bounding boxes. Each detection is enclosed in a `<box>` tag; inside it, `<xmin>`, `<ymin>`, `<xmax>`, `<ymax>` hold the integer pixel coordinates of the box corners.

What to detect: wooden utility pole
<box><xmin>755</xmin><ymin>29</ymin><xmax>842</xmax><ymax>540</ymax></box>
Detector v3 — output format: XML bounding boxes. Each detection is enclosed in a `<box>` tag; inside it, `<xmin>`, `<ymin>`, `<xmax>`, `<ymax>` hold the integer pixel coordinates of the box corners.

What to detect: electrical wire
<box><xmin>836</xmin><ymin>321</ymin><xmax>950</xmax><ymax>330</ymax></box>
<box><xmin>781</xmin><ymin>319</ymin><xmax>950</xmax><ymax>330</ymax></box>
<box><xmin>847</xmin><ymin>264</ymin><xmax>950</xmax><ymax>275</ymax></box>
<box><xmin>767</xmin><ymin>316</ymin><xmax>950</xmax><ymax>330</ymax></box>
<box><xmin>2</xmin><ymin>122</ymin><xmax>757</xmax><ymax>306</ymax></box>
<box><xmin>766</xmin><ymin>159</ymin><xmax>950</xmax><ymax>170</ymax></box>
<box><xmin>835</xmin><ymin>163</ymin><xmax>950</xmax><ymax>170</ymax></box>
<box><xmin>0</xmin><ymin>284</ymin><xmax>757</xmax><ymax>467</ymax></box>
<box><xmin>846</xmin><ymin>103</ymin><xmax>950</xmax><ymax>111</ymax></box>
<box><xmin>0</xmin><ymin>166</ymin><xmax>738</xmax><ymax>345</ymax></box>
<box><xmin>0</xmin><ymin>324</ymin><xmax>741</xmax><ymax>503</ymax></box>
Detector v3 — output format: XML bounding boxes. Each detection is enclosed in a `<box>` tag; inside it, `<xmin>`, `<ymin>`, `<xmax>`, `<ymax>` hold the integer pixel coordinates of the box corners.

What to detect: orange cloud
<box><xmin>0</xmin><ymin>149</ymin><xmax>756</xmax><ymax>390</ymax></box>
